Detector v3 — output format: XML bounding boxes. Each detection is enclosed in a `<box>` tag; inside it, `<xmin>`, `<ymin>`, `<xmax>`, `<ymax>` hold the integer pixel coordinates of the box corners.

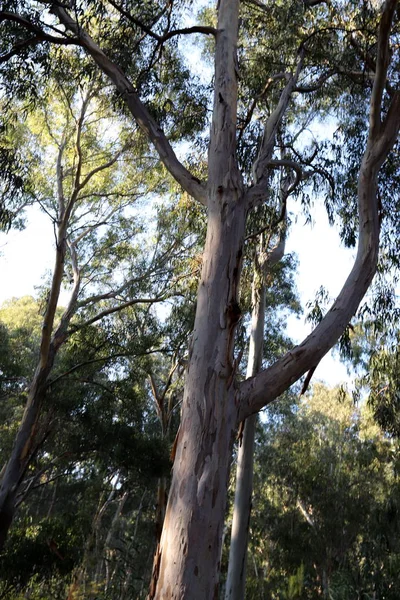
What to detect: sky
<box><xmin>0</xmin><ymin>195</ymin><xmax>355</xmax><ymax>389</ymax></box>
<box><xmin>285</xmin><ymin>199</ymin><xmax>355</xmax><ymax>386</ymax></box>
<box><xmin>0</xmin><ymin>208</ymin><xmax>54</xmax><ymax>301</ymax></box>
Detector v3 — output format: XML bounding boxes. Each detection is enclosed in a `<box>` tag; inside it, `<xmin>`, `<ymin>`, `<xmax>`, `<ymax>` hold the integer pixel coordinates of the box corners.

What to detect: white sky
<box><xmin>285</xmin><ymin>199</ymin><xmax>355</xmax><ymax>386</ymax></box>
<box><xmin>0</xmin><ymin>197</ymin><xmax>355</xmax><ymax>388</ymax></box>
<box><xmin>0</xmin><ymin>208</ymin><xmax>54</xmax><ymax>300</ymax></box>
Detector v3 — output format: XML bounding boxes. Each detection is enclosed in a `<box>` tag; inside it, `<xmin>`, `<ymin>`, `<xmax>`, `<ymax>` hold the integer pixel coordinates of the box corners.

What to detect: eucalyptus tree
<box><xmin>0</xmin><ymin>295</ymin><xmax>172</xmax><ymax>600</ymax></box>
<box><xmin>0</xmin><ymin>73</ymin><xmax>179</xmax><ymax>550</ymax></box>
<box><xmin>2</xmin><ymin>1</ymin><xmax>400</xmax><ymax>597</ymax></box>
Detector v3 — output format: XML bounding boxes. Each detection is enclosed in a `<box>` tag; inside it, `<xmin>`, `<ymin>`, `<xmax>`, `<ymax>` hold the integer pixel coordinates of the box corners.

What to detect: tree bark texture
<box><xmin>148</xmin><ymin>4</ymin><xmax>245</xmax><ymax>596</ymax></box>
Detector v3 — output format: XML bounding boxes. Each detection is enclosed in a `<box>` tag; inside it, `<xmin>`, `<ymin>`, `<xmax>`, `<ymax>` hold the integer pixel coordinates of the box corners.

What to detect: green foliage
<box><xmin>284</xmin><ymin>564</ymin><xmax>304</xmax><ymax>600</ymax></box>
<box><xmin>349</xmin><ymin>322</ymin><xmax>400</xmax><ymax>439</ymax></box>
<box><xmin>230</xmin><ymin>384</ymin><xmax>400</xmax><ymax>599</ymax></box>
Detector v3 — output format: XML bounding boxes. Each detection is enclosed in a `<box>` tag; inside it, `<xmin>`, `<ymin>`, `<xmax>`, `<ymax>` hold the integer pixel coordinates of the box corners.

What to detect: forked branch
<box><xmin>107</xmin><ymin>0</ymin><xmax>217</xmax><ymax>43</ymax></box>
<box><xmin>238</xmin><ymin>0</ymin><xmax>400</xmax><ymax>423</ymax></box>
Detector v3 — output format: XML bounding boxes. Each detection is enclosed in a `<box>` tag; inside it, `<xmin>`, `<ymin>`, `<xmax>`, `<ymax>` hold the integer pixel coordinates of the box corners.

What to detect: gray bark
<box><xmin>225</xmin><ymin>268</ymin><xmax>265</xmax><ymax>600</ymax></box>
<box><xmin>225</xmin><ymin>418</ymin><xmax>256</xmax><ymax>600</ymax></box>
<box><xmin>148</xmin><ymin>3</ymin><xmax>245</xmax><ymax>597</ymax></box>
<box><xmin>148</xmin><ymin>1</ymin><xmax>399</xmax><ymax>597</ymax></box>
<box><xmin>225</xmin><ymin>214</ymin><xmax>286</xmax><ymax>600</ymax></box>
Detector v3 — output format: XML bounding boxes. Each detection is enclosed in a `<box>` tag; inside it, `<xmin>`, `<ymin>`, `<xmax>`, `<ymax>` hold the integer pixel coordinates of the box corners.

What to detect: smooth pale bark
<box><xmin>148</xmin><ymin>207</ymin><xmax>246</xmax><ymax>598</ymax></box>
<box><xmin>52</xmin><ymin>0</ymin><xmax>397</xmax><ymax>596</ymax></box>
<box><xmin>226</xmin><ymin>227</ymin><xmax>286</xmax><ymax>600</ymax></box>
<box><xmin>148</xmin><ymin>369</ymin><xmax>177</xmax><ymax>541</ymax></box>
<box><xmin>0</xmin><ymin>92</ymin><xmax>89</xmax><ymax>548</ymax></box>
<box><xmin>148</xmin><ymin>3</ymin><xmax>246</xmax><ymax>597</ymax></box>
<box><xmin>238</xmin><ymin>100</ymin><xmax>400</xmax><ymax>421</ymax></box>
<box><xmin>225</xmin><ymin>415</ymin><xmax>256</xmax><ymax>600</ymax></box>
<box><xmin>104</xmin><ymin>490</ymin><xmax>129</xmax><ymax>592</ymax></box>
<box><xmin>225</xmin><ymin>273</ymin><xmax>265</xmax><ymax>600</ymax></box>
<box><xmin>238</xmin><ymin>0</ymin><xmax>400</xmax><ymax>423</ymax></box>
<box><xmin>150</xmin><ymin>3</ymin><xmax>400</xmax><ymax>587</ymax></box>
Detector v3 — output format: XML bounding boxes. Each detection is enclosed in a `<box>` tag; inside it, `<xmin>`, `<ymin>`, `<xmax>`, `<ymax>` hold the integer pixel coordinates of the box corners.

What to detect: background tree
<box><xmin>229</xmin><ymin>384</ymin><xmax>400</xmax><ymax>599</ymax></box>
<box><xmin>0</xmin><ymin>66</ymin><xmax>187</xmax><ymax>549</ymax></box>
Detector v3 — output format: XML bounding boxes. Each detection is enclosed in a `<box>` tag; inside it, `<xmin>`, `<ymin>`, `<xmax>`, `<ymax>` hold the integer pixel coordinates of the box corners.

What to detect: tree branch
<box><xmin>50</xmin><ymin>5</ymin><xmax>207</xmax><ymax>206</ymax></box>
<box><xmin>158</xmin><ymin>25</ymin><xmax>218</xmax><ymax>42</ymax></box>
<box><xmin>77</xmin><ymin>144</ymin><xmax>129</xmax><ymax>192</ymax></box>
<box><xmin>294</xmin><ymin>69</ymin><xmax>335</xmax><ymax>93</ymax></box>
<box><xmin>303</xmin><ymin>0</ymin><xmax>330</xmax><ymax>6</ymax></box>
<box><xmin>48</xmin><ymin>352</ymin><xmax>159</xmax><ymax>387</ymax></box>
<box><xmin>0</xmin><ymin>36</ymin><xmax>38</xmax><ymax>63</ymax></box>
<box><xmin>0</xmin><ymin>11</ymin><xmax>79</xmax><ymax>45</ymax></box>
<box><xmin>238</xmin><ymin>73</ymin><xmax>290</xmax><ymax>142</ymax></box>
<box><xmin>52</xmin><ymin>238</ymin><xmax>81</xmax><ymax>352</ymax></box>
<box><xmin>69</xmin><ymin>297</ymin><xmax>166</xmax><ymax>332</ymax></box>
<box><xmin>267</xmin><ymin>159</ymin><xmax>303</xmax><ymax>193</ymax></box>
<box><xmin>107</xmin><ymin>0</ymin><xmax>217</xmax><ymax>42</ymax></box>
<box><xmin>246</xmin><ymin>50</ymin><xmax>305</xmax><ymax>207</ymax></box>
<box><xmin>296</xmin><ymin>498</ymin><xmax>316</xmax><ymax>528</ymax></box>
<box><xmin>237</xmin><ymin>3</ymin><xmax>400</xmax><ymax>422</ymax></box>
<box><xmin>70</xmin><ymin>91</ymin><xmax>92</xmax><ymax>200</ymax></box>
<box><xmin>370</xmin><ymin>0</ymin><xmax>397</xmax><ymax>138</ymax></box>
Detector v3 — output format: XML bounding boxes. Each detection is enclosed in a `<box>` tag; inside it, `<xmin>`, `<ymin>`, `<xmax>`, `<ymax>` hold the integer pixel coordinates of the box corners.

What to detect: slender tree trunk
<box><xmin>225</xmin><ymin>415</ymin><xmax>256</xmax><ymax>600</ymax></box>
<box><xmin>0</xmin><ymin>329</ymin><xmax>57</xmax><ymax>550</ymax></box>
<box><xmin>226</xmin><ymin>167</ymin><xmax>288</xmax><ymax>599</ymax></box>
<box><xmin>104</xmin><ymin>490</ymin><xmax>129</xmax><ymax>593</ymax></box>
<box><xmin>225</xmin><ymin>265</ymin><xmax>265</xmax><ymax>600</ymax></box>
<box><xmin>0</xmin><ymin>220</ymin><xmax>72</xmax><ymax>549</ymax></box>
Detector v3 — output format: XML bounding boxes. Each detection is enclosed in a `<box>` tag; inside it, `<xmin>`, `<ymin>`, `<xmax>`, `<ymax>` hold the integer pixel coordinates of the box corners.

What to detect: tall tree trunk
<box><xmin>0</xmin><ymin>141</ymin><xmax>80</xmax><ymax>548</ymax></box>
<box><xmin>148</xmin><ymin>1</ymin><xmax>245</xmax><ymax>597</ymax></box>
<box><xmin>0</xmin><ymin>227</ymin><xmax>66</xmax><ymax>550</ymax></box>
<box><xmin>148</xmin><ymin>198</ymin><xmax>247</xmax><ymax>599</ymax></box>
<box><xmin>226</xmin><ymin>167</ymin><xmax>288</xmax><ymax>599</ymax></box>
<box><xmin>226</xmin><ymin>418</ymin><xmax>256</xmax><ymax>600</ymax></box>
<box><xmin>0</xmin><ymin>368</ymin><xmax>49</xmax><ymax>550</ymax></box>
<box><xmin>104</xmin><ymin>490</ymin><xmax>129</xmax><ymax>593</ymax></box>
